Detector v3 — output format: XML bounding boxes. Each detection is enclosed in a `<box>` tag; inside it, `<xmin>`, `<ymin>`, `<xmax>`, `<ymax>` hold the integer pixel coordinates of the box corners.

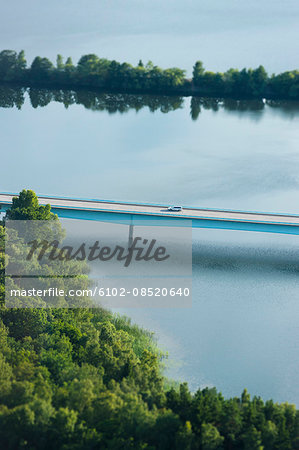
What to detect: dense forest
<box><xmin>0</xmin><ymin>190</ymin><xmax>298</xmax><ymax>449</ymax></box>
<box><xmin>0</xmin><ymin>50</ymin><xmax>299</xmax><ymax>100</ymax></box>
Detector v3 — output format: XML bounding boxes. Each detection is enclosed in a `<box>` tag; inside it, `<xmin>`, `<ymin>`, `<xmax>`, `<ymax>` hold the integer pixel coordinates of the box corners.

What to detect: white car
<box><xmin>167</xmin><ymin>206</ymin><xmax>183</xmax><ymax>212</ymax></box>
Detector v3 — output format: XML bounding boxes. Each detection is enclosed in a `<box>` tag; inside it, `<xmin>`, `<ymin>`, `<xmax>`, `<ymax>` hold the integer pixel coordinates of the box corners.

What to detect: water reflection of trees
<box><xmin>0</xmin><ymin>86</ymin><xmax>26</xmax><ymax>109</ymax></box>
<box><xmin>28</xmin><ymin>88</ymin><xmax>185</xmax><ymax>114</ymax></box>
<box><xmin>190</xmin><ymin>97</ymin><xmax>299</xmax><ymax>120</ymax></box>
<box><xmin>0</xmin><ymin>86</ymin><xmax>184</xmax><ymax>113</ymax></box>
<box><xmin>1</xmin><ymin>86</ymin><xmax>299</xmax><ymax>119</ymax></box>
<box><xmin>191</xmin><ymin>97</ymin><xmax>266</xmax><ymax>120</ymax></box>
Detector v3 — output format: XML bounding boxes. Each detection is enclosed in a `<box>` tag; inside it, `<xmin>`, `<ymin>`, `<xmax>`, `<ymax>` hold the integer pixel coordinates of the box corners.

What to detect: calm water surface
<box><xmin>1</xmin><ymin>90</ymin><xmax>299</xmax><ymax>405</ymax></box>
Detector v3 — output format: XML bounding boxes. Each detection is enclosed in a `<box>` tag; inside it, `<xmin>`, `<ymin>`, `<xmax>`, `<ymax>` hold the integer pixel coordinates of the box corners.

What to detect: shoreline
<box><xmin>1</xmin><ymin>79</ymin><xmax>299</xmax><ymax>102</ymax></box>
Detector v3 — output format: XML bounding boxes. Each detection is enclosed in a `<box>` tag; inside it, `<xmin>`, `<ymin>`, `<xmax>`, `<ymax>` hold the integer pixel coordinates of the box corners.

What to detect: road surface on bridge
<box><xmin>1</xmin><ymin>193</ymin><xmax>299</xmax><ymax>227</ymax></box>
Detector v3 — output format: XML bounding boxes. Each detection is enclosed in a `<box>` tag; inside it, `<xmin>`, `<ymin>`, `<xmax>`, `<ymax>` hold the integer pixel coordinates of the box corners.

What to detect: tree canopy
<box><xmin>0</xmin><ymin>50</ymin><xmax>299</xmax><ymax>99</ymax></box>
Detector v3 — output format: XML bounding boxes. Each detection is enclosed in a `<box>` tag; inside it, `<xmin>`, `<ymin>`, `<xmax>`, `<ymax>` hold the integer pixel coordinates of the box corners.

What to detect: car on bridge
<box><xmin>167</xmin><ymin>206</ymin><xmax>183</xmax><ymax>212</ymax></box>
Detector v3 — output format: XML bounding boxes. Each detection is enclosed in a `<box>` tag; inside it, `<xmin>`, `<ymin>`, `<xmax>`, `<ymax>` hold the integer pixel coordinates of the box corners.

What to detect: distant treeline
<box><xmin>0</xmin><ymin>50</ymin><xmax>299</xmax><ymax>100</ymax></box>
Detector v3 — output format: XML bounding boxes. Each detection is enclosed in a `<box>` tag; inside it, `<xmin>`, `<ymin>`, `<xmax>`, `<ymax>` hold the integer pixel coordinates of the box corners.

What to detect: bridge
<box><xmin>1</xmin><ymin>192</ymin><xmax>299</xmax><ymax>235</ymax></box>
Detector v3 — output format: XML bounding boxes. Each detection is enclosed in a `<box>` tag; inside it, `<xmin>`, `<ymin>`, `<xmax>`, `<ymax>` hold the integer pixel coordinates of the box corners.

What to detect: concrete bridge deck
<box><xmin>1</xmin><ymin>193</ymin><xmax>299</xmax><ymax>234</ymax></box>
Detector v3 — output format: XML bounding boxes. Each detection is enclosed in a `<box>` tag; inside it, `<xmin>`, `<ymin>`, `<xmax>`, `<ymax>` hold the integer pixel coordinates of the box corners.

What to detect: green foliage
<box><xmin>269</xmin><ymin>70</ymin><xmax>299</xmax><ymax>99</ymax></box>
<box><xmin>56</xmin><ymin>54</ymin><xmax>64</xmax><ymax>70</ymax></box>
<box><xmin>30</xmin><ymin>56</ymin><xmax>54</xmax><ymax>82</ymax></box>
<box><xmin>0</xmin><ymin>50</ymin><xmax>187</xmax><ymax>94</ymax></box>
<box><xmin>193</xmin><ymin>63</ymin><xmax>269</xmax><ymax>98</ymax></box>
<box><xmin>0</xmin><ymin>50</ymin><xmax>27</xmax><ymax>81</ymax></box>
<box><xmin>1</xmin><ymin>49</ymin><xmax>298</xmax><ymax>98</ymax></box>
<box><xmin>16</xmin><ymin>50</ymin><xmax>27</xmax><ymax>72</ymax></box>
<box><xmin>200</xmin><ymin>423</ymin><xmax>224</xmax><ymax>450</ymax></box>
<box><xmin>65</xmin><ymin>57</ymin><xmax>75</xmax><ymax>75</ymax></box>
<box><xmin>193</xmin><ymin>61</ymin><xmax>205</xmax><ymax>79</ymax></box>
<box><xmin>5</xmin><ymin>189</ymin><xmax>57</xmax><ymax>221</ymax></box>
<box><xmin>0</xmin><ymin>191</ymin><xmax>298</xmax><ymax>449</ymax></box>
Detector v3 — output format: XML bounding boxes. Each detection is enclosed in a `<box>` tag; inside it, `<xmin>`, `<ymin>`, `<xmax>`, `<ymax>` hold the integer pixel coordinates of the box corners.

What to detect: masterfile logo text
<box><xmin>5</xmin><ymin>218</ymin><xmax>192</xmax><ymax>308</ymax></box>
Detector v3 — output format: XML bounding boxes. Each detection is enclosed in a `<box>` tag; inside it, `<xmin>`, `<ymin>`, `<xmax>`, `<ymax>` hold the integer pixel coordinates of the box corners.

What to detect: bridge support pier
<box><xmin>128</xmin><ymin>217</ymin><xmax>134</xmax><ymax>248</ymax></box>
